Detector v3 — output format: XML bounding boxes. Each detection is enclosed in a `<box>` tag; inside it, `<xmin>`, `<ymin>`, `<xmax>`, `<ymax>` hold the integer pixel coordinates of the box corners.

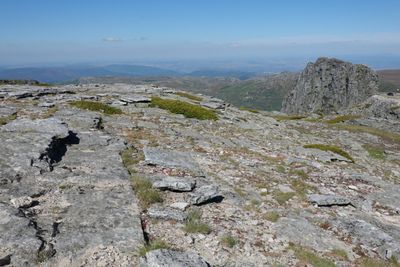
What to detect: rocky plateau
<box><xmin>1</xmin><ymin>59</ymin><xmax>400</xmax><ymax>267</ymax></box>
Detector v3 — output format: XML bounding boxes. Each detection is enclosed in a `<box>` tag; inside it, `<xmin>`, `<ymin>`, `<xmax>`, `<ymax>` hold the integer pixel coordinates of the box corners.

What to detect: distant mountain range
<box><xmin>0</xmin><ymin>64</ymin><xmax>256</xmax><ymax>83</ymax></box>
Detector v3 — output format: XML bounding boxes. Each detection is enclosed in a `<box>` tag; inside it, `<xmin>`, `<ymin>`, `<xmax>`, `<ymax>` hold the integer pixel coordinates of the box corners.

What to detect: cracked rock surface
<box><xmin>1</xmin><ymin>82</ymin><xmax>400</xmax><ymax>266</ymax></box>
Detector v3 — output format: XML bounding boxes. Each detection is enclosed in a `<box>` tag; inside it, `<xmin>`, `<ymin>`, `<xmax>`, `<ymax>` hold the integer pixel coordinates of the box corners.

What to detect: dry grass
<box><xmin>303</xmin><ymin>144</ymin><xmax>355</xmax><ymax>163</ymax></box>
<box><xmin>138</xmin><ymin>239</ymin><xmax>170</xmax><ymax>256</ymax></box>
<box><xmin>325</xmin><ymin>114</ymin><xmax>361</xmax><ymax>124</ymax></box>
<box><xmin>175</xmin><ymin>91</ymin><xmax>203</xmax><ymax>101</ymax></box>
<box><xmin>131</xmin><ymin>176</ymin><xmax>163</xmax><ymax>207</ymax></box>
<box><xmin>334</xmin><ymin>124</ymin><xmax>400</xmax><ymax>143</ymax></box>
<box><xmin>272</xmin><ymin>114</ymin><xmax>307</xmax><ymax>121</ymax></box>
<box><xmin>184</xmin><ymin>210</ymin><xmax>212</xmax><ymax>234</ymax></box>
<box><xmin>0</xmin><ymin>113</ymin><xmax>17</xmax><ymax>125</ymax></box>
<box><xmin>70</xmin><ymin>100</ymin><xmax>122</xmax><ymax>115</ymax></box>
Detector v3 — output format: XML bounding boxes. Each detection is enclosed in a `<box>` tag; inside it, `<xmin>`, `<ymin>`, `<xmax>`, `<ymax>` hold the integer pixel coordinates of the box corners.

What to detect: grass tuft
<box><xmin>272</xmin><ymin>114</ymin><xmax>307</xmax><ymax>121</ymax></box>
<box><xmin>150</xmin><ymin>96</ymin><xmax>217</xmax><ymax>120</ymax></box>
<box><xmin>175</xmin><ymin>92</ymin><xmax>203</xmax><ymax>101</ymax></box>
<box><xmin>70</xmin><ymin>100</ymin><xmax>122</xmax><ymax>115</ymax></box>
<box><xmin>184</xmin><ymin>210</ymin><xmax>212</xmax><ymax>234</ymax></box>
<box><xmin>334</xmin><ymin>124</ymin><xmax>400</xmax><ymax>143</ymax></box>
<box><xmin>303</xmin><ymin>144</ymin><xmax>354</xmax><ymax>163</ymax></box>
<box><xmin>131</xmin><ymin>176</ymin><xmax>163</xmax><ymax>207</ymax></box>
<box><xmin>273</xmin><ymin>190</ymin><xmax>295</xmax><ymax>205</ymax></box>
<box><xmin>0</xmin><ymin>113</ymin><xmax>17</xmax><ymax>126</ymax></box>
<box><xmin>362</xmin><ymin>144</ymin><xmax>386</xmax><ymax>160</ymax></box>
<box><xmin>325</xmin><ymin>114</ymin><xmax>361</xmax><ymax>124</ymax></box>
<box><xmin>138</xmin><ymin>239</ymin><xmax>170</xmax><ymax>257</ymax></box>
<box><xmin>220</xmin><ymin>235</ymin><xmax>237</xmax><ymax>248</ymax></box>
<box><xmin>263</xmin><ymin>211</ymin><xmax>280</xmax><ymax>222</ymax></box>
<box><xmin>289</xmin><ymin>243</ymin><xmax>335</xmax><ymax>267</ymax></box>
<box><xmin>239</xmin><ymin>106</ymin><xmax>260</xmax><ymax>113</ymax></box>
<box><xmin>357</xmin><ymin>256</ymin><xmax>400</xmax><ymax>267</ymax></box>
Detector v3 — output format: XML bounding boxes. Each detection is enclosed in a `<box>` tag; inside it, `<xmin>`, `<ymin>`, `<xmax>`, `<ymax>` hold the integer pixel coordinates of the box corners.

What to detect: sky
<box><xmin>1</xmin><ymin>0</ymin><xmax>400</xmax><ymax>67</ymax></box>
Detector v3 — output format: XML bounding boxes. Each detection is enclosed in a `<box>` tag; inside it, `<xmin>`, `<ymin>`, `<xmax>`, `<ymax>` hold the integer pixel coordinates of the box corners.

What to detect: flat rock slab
<box><xmin>308</xmin><ymin>194</ymin><xmax>351</xmax><ymax>206</ymax></box>
<box><xmin>144</xmin><ymin>147</ymin><xmax>200</xmax><ymax>172</ymax></box>
<box><xmin>200</xmin><ymin>101</ymin><xmax>225</xmax><ymax>109</ymax></box>
<box><xmin>188</xmin><ymin>185</ymin><xmax>222</xmax><ymax>205</ymax></box>
<box><xmin>152</xmin><ymin>176</ymin><xmax>196</xmax><ymax>192</ymax></box>
<box><xmin>139</xmin><ymin>249</ymin><xmax>210</xmax><ymax>267</ymax></box>
<box><xmin>120</xmin><ymin>96</ymin><xmax>151</xmax><ymax>103</ymax></box>
<box><xmin>147</xmin><ymin>206</ymin><xmax>187</xmax><ymax>221</ymax></box>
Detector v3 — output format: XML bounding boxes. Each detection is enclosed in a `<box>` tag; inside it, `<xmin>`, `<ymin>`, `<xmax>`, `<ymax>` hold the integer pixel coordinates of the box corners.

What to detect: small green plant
<box><xmin>276</xmin><ymin>165</ymin><xmax>286</xmax><ymax>173</ymax></box>
<box><xmin>334</xmin><ymin>124</ymin><xmax>400</xmax><ymax>143</ymax></box>
<box><xmin>273</xmin><ymin>190</ymin><xmax>295</xmax><ymax>205</ymax></box>
<box><xmin>239</xmin><ymin>106</ymin><xmax>260</xmax><ymax>113</ymax></box>
<box><xmin>220</xmin><ymin>234</ymin><xmax>237</xmax><ymax>248</ymax></box>
<box><xmin>330</xmin><ymin>249</ymin><xmax>348</xmax><ymax>261</ymax></box>
<box><xmin>325</xmin><ymin>114</ymin><xmax>361</xmax><ymax>124</ymax></box>
<box><xmin>70</xmin><ymin>100</ymin><xmax>122</xmax><ymax>115</ymax></box>
<box><xmin>272</xmin><ymin>114</ymin><xmax>307</xmax><ymax>121</ymax></box>
<box><xmin>42</xmin><ymin>107</ymin><xmax>58</xmax><ymax>119</ymax></box>
<box><xmin>184</xmin><ymin>210</ymin><xmax>212</xmax><ymax>234</ymax></box>
<box><xmin>120</xmin><ymin>147</ymin><xmax>143</xmax><ymax>173</ymax></box>
<box><xmin>289</xmin><ymin>243</ymin><xmax>335</xmax><ymax>267</ymax></box>
<box><xmin>291</xmin><ymin>179</ymin><xmax>315</xmax><ymax>198</ymax></box>
<box><xmin>234</xmin><ymin>186</ymin><xmax>246</xmax><ymax>197</ymax></box>
<box><xmin>175</xmin><ymin>92</ymin><xmax>203</xmax><ymax>101</ymax></box>
<box><xmin>289</xmin><ymin>169</ymin><xmax>309</xmax><ymax>180</ymax></box>
<box><xmin>0</xmin><ymin>113</ymin><xmax>17</xmax><ymax>126</ymax></box>
<box><xmin>131</xmin><ymin>176</ymin><xmax>163</xmax><ymax>207</ymax></box>
<box><xmin>138</xmin><ymin>239</ymin><xmax>170</xmax><ymax>257</ymax></box>
<box><xmin>362</xmin><ymin>144</ymin><xmax>386</xmax><ymax>160</ymax></box>
<box><xmin>150</xmin><ymin>96</ymin><xmax>217</xmax><ymax>120</ymax></box>
<box><xmin>303</xmin><ymin>144</ymin><xmax>354</xmax><ymax>163</ymax></box>
<box><xmin>263</xmin><ymin>211</ymin><xmax>280</xmax><ymax>222</ymax></box>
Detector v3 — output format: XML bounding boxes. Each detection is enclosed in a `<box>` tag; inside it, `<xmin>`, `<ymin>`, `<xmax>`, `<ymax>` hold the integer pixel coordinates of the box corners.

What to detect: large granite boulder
<box><xmin>282</xmin><ymin>57</ymin><xmax>378</xmax><ymax>114</ymax></box>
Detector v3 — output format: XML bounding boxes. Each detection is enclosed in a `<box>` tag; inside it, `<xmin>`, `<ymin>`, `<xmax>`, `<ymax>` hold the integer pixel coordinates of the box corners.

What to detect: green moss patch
<box><xmin>70</xmin><ymin>100</ymin><xmax>122</xmax><ymax>115</ymax></box>
<box><xmin>303</xmin><ymin>144</ymin><xmax>354</xmax><ymax>163</ymax></box>
<box><xmin>150</xmin><ymin>96</ymin><xmax>217</xmax><ymax>120</ymax></box>
<box><xmin>363</xmin><ymin>144</ymin><xmax>386</xmax><ymax>160</ymax></box>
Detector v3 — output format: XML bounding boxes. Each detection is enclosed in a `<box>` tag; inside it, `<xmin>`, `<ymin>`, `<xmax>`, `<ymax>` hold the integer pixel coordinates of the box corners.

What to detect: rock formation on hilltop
<box><xmin>282</xmin><ymin>57</ymin><xmax>379</xmax><ymax>114</ymax></box>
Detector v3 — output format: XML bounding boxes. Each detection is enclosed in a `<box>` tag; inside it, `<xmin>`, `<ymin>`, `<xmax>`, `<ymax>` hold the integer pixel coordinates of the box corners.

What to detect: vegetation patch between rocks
<box><xmin>325</xmin><ymin>114</ymin><xmax>361</xmax><ymax>124</ymax></box>
<box><xmin>263</xmin><ymin>211</ymin><xmax>280</xmax><ymax>222</ymax></box>
<box><xmin>289</xmin><ymin>243</ymin><xmax>335</xmax><ymax>267</ymax></box>
<box><xmin>0</xmin><ymin>113</ymin><xmax>17</xmax><ymax>126</ymax></box>
<box><xmin>70</xmin><ymin>100</ymin><xmax>123</xmax><ymax>115</ymax></box>
<box><xmin>131</xmin><ymin>176</ymin><xmax>163</xmax><ymax>207</ymax></box>
<box><xmin>138</xmin><ymin>239</ymin><xmax>170</xmax><ymax>257</ymax></box>
<box><xmin>334</xmin><ymin>124</ymin><xmax>400</xmax><ymax>143</ymax></box>
<box><xmin>303</xmin><ymin>144</ymin><xmax>355</xmax><ymax>163</ymax></box>
<box><xmin>175</xmin><ymin>91</ymin><xmax>203</xmax><ymax>101</ymax></box>
<box><xmin>239</xmin><ymin>106</ymin><xmax>260</xmax><ymax>113</ymax></box>
<box><xmin>220</xmin><ymin>235</ymin><xmax>237</xmax><ymax>248</ymax></box>
<box><xmin>150</xmin><ymin>96</ymin><xmax>217</xmax><ymax>120</ymax></box>
<box><xmin>272</xmin><ymin>114</ymin><xmax>307</xmax><ymax>121</ymax></box>
<box><xmin>184</xmin><ymin>210</ymin><xmax>212</xmax><ymax>234</ymax></box>
<box><xmin>362</xmin><ymin>144</ymin><xmax>386</xmax><ymax>159</ymax></box>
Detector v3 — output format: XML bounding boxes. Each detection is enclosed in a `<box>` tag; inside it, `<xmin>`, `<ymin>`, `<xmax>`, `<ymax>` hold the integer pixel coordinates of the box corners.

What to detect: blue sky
<box><xmin>1</xmin><ymin>0</ymin><xmax>400</xmax><ymax>66</ymax></box>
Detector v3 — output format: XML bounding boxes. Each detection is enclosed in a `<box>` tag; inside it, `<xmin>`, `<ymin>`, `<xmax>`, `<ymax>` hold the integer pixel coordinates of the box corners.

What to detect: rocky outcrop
<box><xmin>282</xmin><ymin>57</ymin><xmax>378</xmax><ymax>114</ymax></box>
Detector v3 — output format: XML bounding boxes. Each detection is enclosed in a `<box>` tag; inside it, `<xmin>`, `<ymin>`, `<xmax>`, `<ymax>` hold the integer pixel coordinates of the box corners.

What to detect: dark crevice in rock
<box><xmin>0</xmin><ymin>255</ymin><xmax>11</xmax><ymax>266</ymax></box>
<box><xmin>17</xmin><ymin>206</ymin><xmax>56</xmax><ymax>263</ymax></box>
<box><xmin>33</xmin><ymin>131</ymin><xmax>80</xmax><ymax>172</ymax></box>
<box><xmin>51</xmin><ymin>222</ymin><xmax>60</xmax><ymax>238</ymax></box>
<box><xmin>195</xmin><ymin>196</ymin><xmax>224</xmax><ymax>206</ymax></box>
<box><xmin>140</xmin><ymin>216</ymin><xmax>150</xmax><ymax>244</ymax></box>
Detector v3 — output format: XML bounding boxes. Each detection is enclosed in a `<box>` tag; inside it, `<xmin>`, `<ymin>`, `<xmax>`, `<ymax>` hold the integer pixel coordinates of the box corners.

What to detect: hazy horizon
<box><xmin>1</xmin><ymin>0</ymin><xmax>400</xmax><ymax>70</ymax></box>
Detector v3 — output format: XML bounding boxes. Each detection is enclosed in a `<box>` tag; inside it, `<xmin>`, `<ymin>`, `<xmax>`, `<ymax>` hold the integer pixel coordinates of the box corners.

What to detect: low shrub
<box><xmin>220</xmin><ymin>235</ymin><xmax>237</xmax><ymax>248</ymax></box>
<box><xmin>150</xmin><ymin>96</ymin><xmax>217</xmax><ymax>120</ymax></box>
<box><xmin>70</xmin><ymin>100</ymin><xmax>122</xmax><ymax>115</ymax></box>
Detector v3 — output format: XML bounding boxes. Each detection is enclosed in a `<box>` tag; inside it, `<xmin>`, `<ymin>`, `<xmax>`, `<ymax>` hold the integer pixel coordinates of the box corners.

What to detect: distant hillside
<box><xmin>377</xmin><ymin>69</ymin><xmax>400</xmax><ymax>92</ymax></box>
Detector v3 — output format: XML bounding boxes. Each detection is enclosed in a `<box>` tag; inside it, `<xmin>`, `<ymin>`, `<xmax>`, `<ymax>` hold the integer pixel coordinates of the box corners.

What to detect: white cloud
<box><xmin>102</xmin><ymin>37</ymin><xmax>123</xmax><ymax>42</ymax></box>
